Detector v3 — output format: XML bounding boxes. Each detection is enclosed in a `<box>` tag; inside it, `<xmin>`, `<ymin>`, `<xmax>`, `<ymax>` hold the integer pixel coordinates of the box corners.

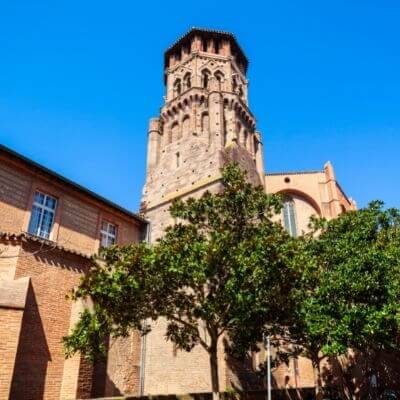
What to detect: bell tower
<box><xmin>141</xmin><ymin>28</ymin><xmax>266</xmax><ymax>394</ymax></box>
<box><xmin>142</xmin><ymin>27</ymin><xmax>265</xmax><ymax>240</ymax></box>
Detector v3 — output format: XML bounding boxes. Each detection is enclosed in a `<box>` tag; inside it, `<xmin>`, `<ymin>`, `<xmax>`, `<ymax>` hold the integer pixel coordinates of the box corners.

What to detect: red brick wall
<box><xmin>0</xmin><ymin>152</ymin><xmax>144</xmax><ymax>255</ymax></box>
<box><xmin>0</xmin><ymin>307</ymin><xmax>24</xmax><ymax>399</ymax></box>
<box><xmin>10</xmin><ymin>242</ymin><xmax>92</xmax><ymax>400</ymax></box>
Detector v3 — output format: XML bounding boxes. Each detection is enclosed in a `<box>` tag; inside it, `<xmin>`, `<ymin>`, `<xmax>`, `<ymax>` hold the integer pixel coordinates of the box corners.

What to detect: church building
<box><xmin>0</xmin><ymin>28</ymin><xmax>355</xmax><ymax>399</ymax></box>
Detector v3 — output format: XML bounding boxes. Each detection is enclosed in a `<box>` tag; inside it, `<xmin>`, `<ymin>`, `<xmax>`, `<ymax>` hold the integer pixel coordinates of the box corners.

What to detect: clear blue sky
<box><xmin>1</xmin><ymin>0</ymin><xmax>398</xmax><ymax>211</ymax></box>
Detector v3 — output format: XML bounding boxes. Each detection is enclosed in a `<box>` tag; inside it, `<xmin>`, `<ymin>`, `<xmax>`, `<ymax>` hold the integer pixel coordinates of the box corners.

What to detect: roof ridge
<box><xmin>0</xmin><ymin>144</ymin><xmax>147</xmax><ymax>224</ymax></box>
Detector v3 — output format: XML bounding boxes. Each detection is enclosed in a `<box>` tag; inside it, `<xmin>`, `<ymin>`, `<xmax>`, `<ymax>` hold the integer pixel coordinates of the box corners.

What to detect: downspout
<box><xmin>139</xmin><ymin>220</ymin><xmax>151</xmax><ymax>396</ymax></box>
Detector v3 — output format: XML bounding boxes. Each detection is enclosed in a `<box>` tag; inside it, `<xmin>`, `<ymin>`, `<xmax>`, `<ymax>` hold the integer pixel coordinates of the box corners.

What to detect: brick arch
<box><xmin>276</xmin><ymin>189</ymin><xmax>322</xmax><ymax>216</ymax></box>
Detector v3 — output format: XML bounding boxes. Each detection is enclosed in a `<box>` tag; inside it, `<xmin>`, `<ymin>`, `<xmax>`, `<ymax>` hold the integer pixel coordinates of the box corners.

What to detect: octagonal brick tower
<box><xmin>141</xmin><ymin>28</ymin><xmax>265</xmax><ymax>394</ymax></box>
<box><xmin>142</xmin><ymin>28</ymin><xmax>265</xmax><ymax>242</ymax></box>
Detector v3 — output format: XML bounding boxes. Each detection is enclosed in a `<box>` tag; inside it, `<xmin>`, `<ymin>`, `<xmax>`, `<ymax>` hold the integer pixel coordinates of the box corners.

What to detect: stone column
<box><xmin>254</xmin><ymin>131</ymin><xmax>265</xmax><ymax>186</ymax></box>
<box><xmin>147</xmin><ymin>118</ymin><xmax>160</xmax><ymax>174</ymax></box>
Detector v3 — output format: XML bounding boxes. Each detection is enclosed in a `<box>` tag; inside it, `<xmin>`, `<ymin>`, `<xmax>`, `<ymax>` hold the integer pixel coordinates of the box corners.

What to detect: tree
<box><xmin>282</xmin><ymin>201</ymin><xmax>400</xmax><ymax>399</ymax></box>
<box><xmin>63</xmin><ymin>163</ymin><xmax>297</xmax><ymax>399</ymax></box>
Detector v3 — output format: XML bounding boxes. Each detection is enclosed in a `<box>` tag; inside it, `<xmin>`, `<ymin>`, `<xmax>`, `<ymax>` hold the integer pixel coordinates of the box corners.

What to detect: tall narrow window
<box><xmin>183</xmin><ymin>73</ymin><xmax>191</xmax><ymax>90</ymax></box>
<box><xmin>283</xmin><ymin>197</ymin><xmax>297</xmax><ymax>237</ymax></box>
<box><xmin>28</xmin><ymin>191</ymin><xmax>57</xmax><ymax>239</ymax></box>
<box><xmin>173</xmin><ymin>79</ymin><xmax>181</xmax><ymax>97</ymax></box>
<box><xmin>176</xmin><ymin>152</ymin><xmax>180</xmax><ymax>168</ymax></box>
<box><xmin>202</xmin><ymin>70</ymin><xmax>210</xmax><ymax>89</ymax></box>
<box><xmin>214</xmin><ymin>71</ymin><xmax>224</xmax><ymax>91</ymax></box>
<box><xmin>201</xmin><ymin>112</ymin><xmax>209</xmax><ymax>134</ymax></box>
<box><xmin>100</xmin><ymin>221</ymin><xmax>117</xmax><ymax>247</ymax></box>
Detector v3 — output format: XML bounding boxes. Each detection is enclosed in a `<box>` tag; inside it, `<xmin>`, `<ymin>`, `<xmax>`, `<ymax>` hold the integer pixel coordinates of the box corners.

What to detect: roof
<box><xmin>0</xmin><ymin>231</ymin><xmax>93</xmax><ymax>259</ymax></box>
<box><xmin>0</xmin><ymin>144</ymin><xmax>147</xmax><ymax>225</ymax></box>
<box><xmin>164</xmin><ymin>27</ymin><xmax>249</xmax><ymax>73</ymax></box>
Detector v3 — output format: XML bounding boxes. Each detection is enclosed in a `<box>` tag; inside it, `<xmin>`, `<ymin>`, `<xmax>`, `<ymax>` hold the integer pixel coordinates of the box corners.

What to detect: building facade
<box><xmin>0</xmin><ymin>28</ymin><xmax>358</xmax><ymax>399</ymax></box>
<box><xmin>0</xmin><ymin>145</ymin><xmax>147</xmax><ymax>399</ymax></box>
<box><xmin>141</xmin><ymin>28</ymin><xmax>356</xmax><ymax>396</ymax></box>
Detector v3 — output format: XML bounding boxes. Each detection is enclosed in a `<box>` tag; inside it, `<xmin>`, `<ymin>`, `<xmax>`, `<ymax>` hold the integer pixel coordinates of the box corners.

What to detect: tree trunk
<box><xmin>209</xmin><ymin>341</ymin><xmax>220</xmax><ymax>400</ymax></box>
<box><xmin>312</xmin><ymin>356</ymin><xmax>323</xmax><ymax>400</ymax></box>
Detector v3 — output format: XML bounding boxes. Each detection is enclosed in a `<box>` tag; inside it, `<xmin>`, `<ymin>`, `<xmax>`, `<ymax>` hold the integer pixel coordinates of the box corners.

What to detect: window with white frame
<box><xmin>100</xmin><ymin>221</ymin><xmax>118</xmax><ymax>247</ymax></box>
<box><xmin>283</xmin><ymin>196</ymin><xmax>297</xmax><ymax>237</ymax></box>
<box><xmin>27</xmin><ymin>191</ymin><xmax>57</xmax><ymax>239</ymax></box>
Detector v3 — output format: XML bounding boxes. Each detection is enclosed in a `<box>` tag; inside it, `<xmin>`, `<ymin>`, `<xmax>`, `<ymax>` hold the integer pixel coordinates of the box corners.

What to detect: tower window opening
<box><xmin>202</xmin><ymin>38</ymin><xmax>207</xmax><ymax>51</ymax></box>
<box><xmin>173</xmin><ymin>79</ymin><xmax>181</xmax><ymax>97</ymax></box>
<box><xmin>201</xmin><ymin>112</ymin><xmax>209</xmax><ymax>134</ymax></box>
<box><xmin>215</xmin><ymin>39</ymin><xmax>220</xmax><ymax>54</ymax></box>
<box><xmin>183</xmin><ymin>73</ymin><xmax>191</xmax><ymax>90</ymax></box>
<box><xmin>214</xmin><ymin>71</ymin><xmax>224</xmax><ymax>91</ymax></box>
<box><xmin>283</xmin><ymin>196</ymin><xmax>297</xmax><ymax>237</ymax></box>
<box><xmin>232</xmin><ymin>75</ymin><xmax>238</xmax><ymax>93</ymax></box>
<box><xmin>202</xmin><ymin>70</ymin><xmax>210</xmax><ymax>89</ymax></box>
<box><xmin>176</xmin><ymin>152</ymin><xmax>180</xmax><ymax>168</ymax></box>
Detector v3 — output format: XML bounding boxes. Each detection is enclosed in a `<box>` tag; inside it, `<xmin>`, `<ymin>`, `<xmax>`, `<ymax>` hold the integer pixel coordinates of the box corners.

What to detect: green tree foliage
<box><xmin>63</xmin><ymin>163</ymin><xmax>297</xmax><ymax>397</ymax></box>
<box><xmin>282</xmin><ymin>201</ymin><xmax>400</xmax><ymax>398</ymax></box>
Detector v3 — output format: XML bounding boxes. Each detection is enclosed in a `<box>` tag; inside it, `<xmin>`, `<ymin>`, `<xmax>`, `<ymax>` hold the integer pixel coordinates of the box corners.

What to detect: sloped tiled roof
<box><xmin>0</xmin><ymin>231</ymin><xmax>94</xmax><ymax>259</ymax></box>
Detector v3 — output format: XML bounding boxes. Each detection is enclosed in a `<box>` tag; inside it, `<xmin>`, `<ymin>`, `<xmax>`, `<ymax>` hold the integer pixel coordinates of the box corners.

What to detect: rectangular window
<box><xmin>27</xmin><ymin>191</ymin><xmax>57</xmax><ymax>239</ymax></box>
<box><xmin>100</xmin><ymin>221</ymin><xmax>118</xmax><ymax>248</ymax></box>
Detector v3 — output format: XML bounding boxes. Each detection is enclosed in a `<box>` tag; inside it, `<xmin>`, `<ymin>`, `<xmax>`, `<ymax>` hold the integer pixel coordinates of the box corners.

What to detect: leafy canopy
<box><xmin>63</xmin><ymin>163</ymin><xmax>297</xmax><ymax>369</ymax></box>
<box><xmin>287</xmin><ymin>201</ymin><xmax>400</xmax><ymax>363</ymax></box>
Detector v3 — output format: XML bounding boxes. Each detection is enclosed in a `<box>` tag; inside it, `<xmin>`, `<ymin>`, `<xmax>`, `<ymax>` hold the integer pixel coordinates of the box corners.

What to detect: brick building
<box><xmin>141</xmin><ymin>28</ymin><xmax>355</xmax><ymax>396</ymax></box>
<box><xmin>1</xmin><ymin>28</ymin><xmax>359</xmax><ymax>399</ymax></box>
<box><xmin>0</xmin><ymin>145</ymin><xmax>147</xmax><ymax>399</ymax></box>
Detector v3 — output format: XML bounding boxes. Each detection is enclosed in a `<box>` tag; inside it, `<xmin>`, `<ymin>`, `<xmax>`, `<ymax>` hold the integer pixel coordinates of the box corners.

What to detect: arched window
<box><xmin>214</xmin><ymin>71</ymin><xmax>224</xmax><ymax>91</ymax></box>
<box><xmin>182</xmin><ymin>115</ymin><xmax>190</xmax><ymax>137</ymax></box>
<box><xmin>201</xmin><ymin>112</ymin><xmax>209</xmax><ymax>134</ymax></box>
<box><xmin>171</xmin><ymin>121</ymin><xmax>179</xmax><ymax>142</ymax></box>
<box><xmin>173</xmin><ymin>79</ymin><xmax>181</xmax><ymax>97</ymax></box>
<box><xmin>183</xmin><ymin>73</ymin><xmax>191</xmax><ymax>90</ymax></box>
<box><xmin>283</xmin><ymin>196</ymin><xmax>297</xmax><ymax>237</ymax></box>
<box><xmin>232</xmin><ymin>75</ymin><xmax>238</xmax><ymax>93</ymax></box>
<box><xmin>202</xmin><ymin>69</ymin><xmax>211</xmax><ymax>89</ymax></box>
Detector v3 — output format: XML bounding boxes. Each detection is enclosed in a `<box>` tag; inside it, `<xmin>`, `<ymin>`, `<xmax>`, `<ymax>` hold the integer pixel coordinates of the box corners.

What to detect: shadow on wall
<box><xmin>10</xmin><ymin>281</ymin><xmax>51</xmax><ymax>399</ymax></box>
<box><xmin>321</xmin><ymin>351</ymin><xmax>400</xmax><ymax>399</ymax></box>
<box><xmin>226</xmin><ymin>352</ymin><xmax>265</xmax><ymax>392</ymax></box>
<box><xmin>89</xmin><ymin>337</ymin><xmax>123</xmax><ymax>398</ymax></box>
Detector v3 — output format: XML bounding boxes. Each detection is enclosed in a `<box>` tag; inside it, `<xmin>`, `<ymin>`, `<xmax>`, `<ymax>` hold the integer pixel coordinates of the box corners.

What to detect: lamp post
<box><xmin>263</xmin><ymin>334</ymin><xmax>272</xmax><ymax>400</ymax></box>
